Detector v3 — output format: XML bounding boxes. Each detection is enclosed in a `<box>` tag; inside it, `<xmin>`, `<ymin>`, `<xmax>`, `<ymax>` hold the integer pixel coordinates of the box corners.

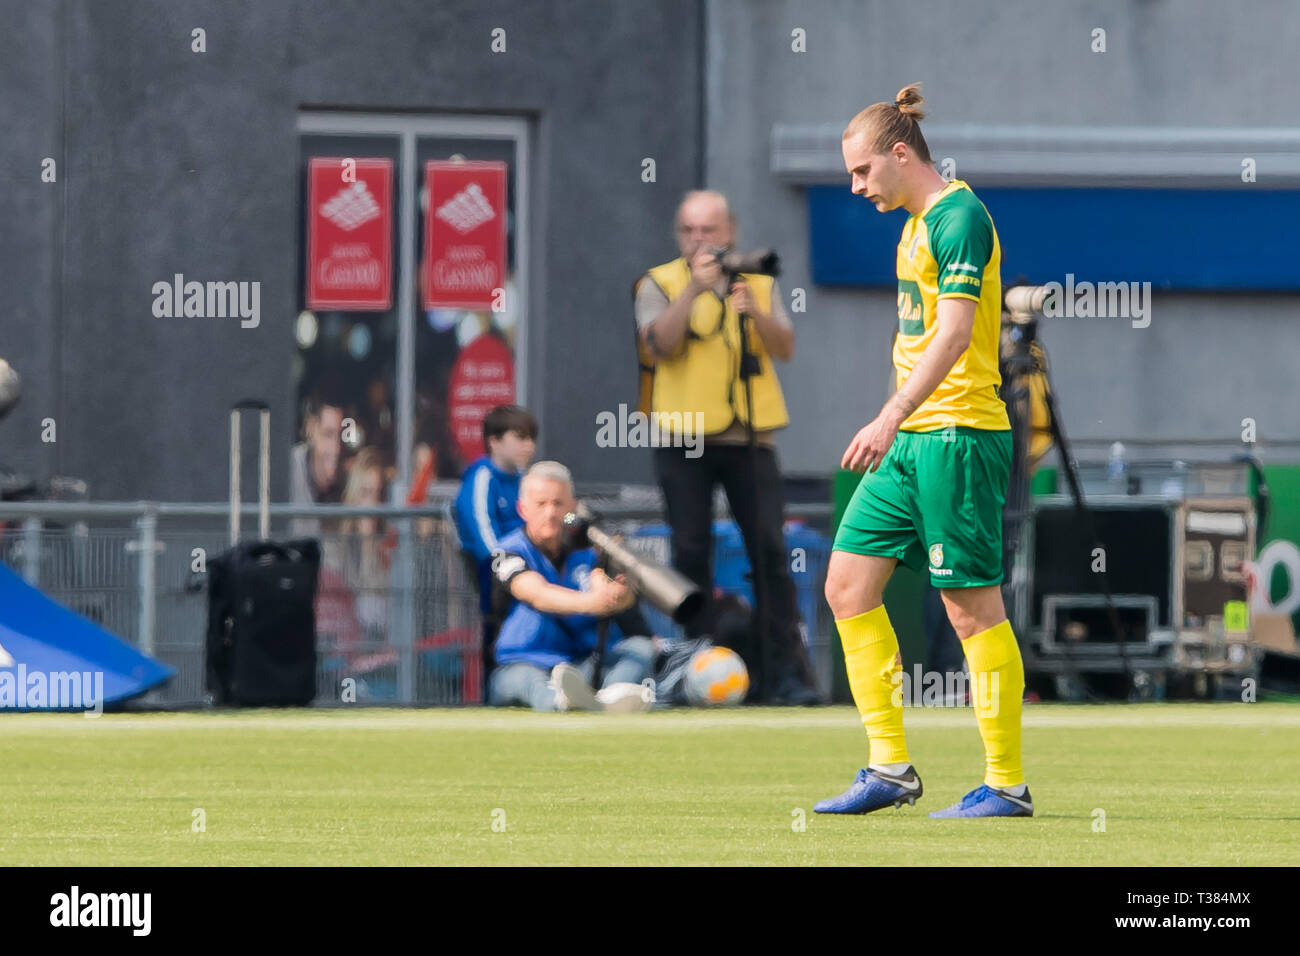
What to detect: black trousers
<box><xmin>653</xmin><ymin>443</ymin><xmax>815</xmax><ymax>696</ymax></box>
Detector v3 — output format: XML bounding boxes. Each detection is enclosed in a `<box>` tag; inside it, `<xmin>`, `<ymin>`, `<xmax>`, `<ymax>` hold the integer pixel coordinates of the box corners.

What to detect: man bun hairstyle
<box><xmin>892</xmin><ymin>83</ymin><xmax>926</xmax><ymax>120</ymax></box>
<box><xmin>842</xmin><ymin>82</ymin><xmax>932</xmax><ymax>164</ymax></box>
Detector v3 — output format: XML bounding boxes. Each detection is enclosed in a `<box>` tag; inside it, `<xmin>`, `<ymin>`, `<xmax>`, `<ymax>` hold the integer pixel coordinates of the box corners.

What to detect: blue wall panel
<box><xmin>809</xmin><ymin>186</ymin><xmax>1300</xmax><ymax>291</ymax></box>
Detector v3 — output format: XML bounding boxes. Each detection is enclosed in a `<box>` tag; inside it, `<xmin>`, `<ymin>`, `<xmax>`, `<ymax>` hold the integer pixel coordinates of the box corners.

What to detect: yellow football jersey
<box><xmin>893</xmin><ymin>179</ymin><xmax>1009</xmax><ymax>431</ymax></box>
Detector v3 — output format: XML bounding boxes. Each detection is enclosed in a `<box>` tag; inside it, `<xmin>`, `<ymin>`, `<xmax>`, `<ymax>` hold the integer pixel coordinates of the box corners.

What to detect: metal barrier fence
<box><xmin>0</xmin><ymin>494</ymin><xmax>835</xmax><ymax>706</ymax></box>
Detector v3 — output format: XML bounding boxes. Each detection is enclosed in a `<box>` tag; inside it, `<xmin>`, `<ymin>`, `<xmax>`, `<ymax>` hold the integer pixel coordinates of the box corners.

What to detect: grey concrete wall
<box><xmin>0</xmin><ymin>3</ymin><xmax>62</xmax><ymax>481</ymax></box>
<box><xmin>705</xmin><ymin>0</ymin><xmax>1300</xmax><ymax>472</ymax></box>
<box><xmin>5</xmin><ymin>0</ymin><xmax>1298</xmax><ymax>504</ymax></box>
<box><xmin>0</xmin><ymin>0</ymin><xmax>703</xmax><ymax>500</ymax></box>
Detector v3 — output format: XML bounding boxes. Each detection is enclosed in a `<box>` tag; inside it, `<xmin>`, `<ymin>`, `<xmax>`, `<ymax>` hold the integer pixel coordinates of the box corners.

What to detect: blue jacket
<box><xmin>490</xmin><ymin>527</ymin><xmax>629</xmax><ymax>670</ymax></box>
<box><xmin>454</xmin><ymin>456</ymin><xmax>524</xmax><ymax>613</ymax></box>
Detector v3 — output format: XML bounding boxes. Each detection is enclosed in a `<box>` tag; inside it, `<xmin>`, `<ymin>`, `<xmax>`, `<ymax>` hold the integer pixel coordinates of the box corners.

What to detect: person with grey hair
<box><xmin>633</xmin><ymin>189</ymin><xmax>819</xmax><ymax>705</ymax></box>
<box><xmin>487</xmin><ymin>461</ymin><xmax>658</xmax><ymax>712</ymax></box>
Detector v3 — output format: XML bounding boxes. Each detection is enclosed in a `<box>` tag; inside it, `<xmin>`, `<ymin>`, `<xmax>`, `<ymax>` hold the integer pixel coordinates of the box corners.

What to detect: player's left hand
<box><xmin>841</xmin><ymin>412</ymin><xmax>901</xmax><ymax>473</ymax></box>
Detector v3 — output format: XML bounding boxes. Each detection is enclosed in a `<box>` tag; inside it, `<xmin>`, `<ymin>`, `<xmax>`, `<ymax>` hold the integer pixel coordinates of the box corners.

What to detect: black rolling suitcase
<box><xmin>205</xmin><ymin>401</ymin><xmax>320</xmax><ymax>706</ymax></box>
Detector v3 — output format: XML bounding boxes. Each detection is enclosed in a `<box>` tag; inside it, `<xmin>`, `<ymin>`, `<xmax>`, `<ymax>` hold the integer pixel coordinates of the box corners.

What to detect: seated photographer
<box><xmin>488</xmin><ymin>461</ymin><xmax>658</xmax><ymax>713</ymax></box>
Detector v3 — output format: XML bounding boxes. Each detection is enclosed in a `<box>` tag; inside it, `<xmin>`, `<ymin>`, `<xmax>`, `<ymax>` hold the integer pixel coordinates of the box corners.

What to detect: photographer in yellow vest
<box><xmin>634</xmin><ymin>190</ymin><xmax>819</xmax><ymax>705</ymax></box>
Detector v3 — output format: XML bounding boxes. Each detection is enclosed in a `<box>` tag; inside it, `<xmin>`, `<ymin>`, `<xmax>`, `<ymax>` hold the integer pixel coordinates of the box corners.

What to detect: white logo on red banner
<box><xmin>435</xmin><ymin>183</ymin><xmax>497</xmax><ymax>234</ymax></box>
<box><xmin>424</xmin><ymin>161</ymin><xmax>507</xmax><ymax>311</ymax></box>
<box><xmin>320</xmin><ymin>182</ymin><xmax>382</xmax><ymax>232</ymax></box>
<box><xmin>306</xmin><ymin>158</ymin><xmax>393</xmax><ymax>311</ymax></box>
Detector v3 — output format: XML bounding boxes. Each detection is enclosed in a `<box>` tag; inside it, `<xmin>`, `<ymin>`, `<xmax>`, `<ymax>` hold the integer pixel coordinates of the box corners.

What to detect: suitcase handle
<box><xmin>237</xmin><ymin>540</ymin><xmax>319</xmax><ymax>565</ymax></box>
<box><xmin>243</xmin><ymin>541</ymin><xmax>290</xmax><ymax>563</ymax></box>
<box><xmin>230</xmin><ymin>402</ymin><xmax>271</xmax><ymax>546</ymax></box>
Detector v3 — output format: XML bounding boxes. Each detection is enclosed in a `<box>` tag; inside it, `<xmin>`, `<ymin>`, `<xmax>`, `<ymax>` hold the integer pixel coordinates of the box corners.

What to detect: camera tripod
<box><xmin>728</xmin><ymin>269</ymin><xmax>819</xmax><ymax>703</ymax></box>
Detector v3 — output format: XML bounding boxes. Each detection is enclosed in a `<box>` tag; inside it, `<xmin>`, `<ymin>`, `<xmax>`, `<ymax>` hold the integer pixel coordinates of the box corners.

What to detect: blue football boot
<box><xmin>929</xmin><ymin>783</ymin><xmax>1034</xmax><ymax>818</ymax></box>
<box><xmin>813</xmin><ymin>766</ymin><xmax>923</xmax><ymax>814</ymax></box>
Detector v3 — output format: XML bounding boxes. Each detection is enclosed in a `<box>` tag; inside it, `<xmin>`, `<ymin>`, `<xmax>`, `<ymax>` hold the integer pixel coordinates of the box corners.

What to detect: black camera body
<box><xmin>705</xmin><ymin>247</ymin><xmax>780</xmax><ymax>278</ymax></box>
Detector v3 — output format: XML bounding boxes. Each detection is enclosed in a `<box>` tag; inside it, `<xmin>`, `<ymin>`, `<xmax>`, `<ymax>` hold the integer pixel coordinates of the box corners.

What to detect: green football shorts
<box><xmin>833</xmin><ymin>427</ymin><xmax>1012</xmax><ymax>588</ymax></box>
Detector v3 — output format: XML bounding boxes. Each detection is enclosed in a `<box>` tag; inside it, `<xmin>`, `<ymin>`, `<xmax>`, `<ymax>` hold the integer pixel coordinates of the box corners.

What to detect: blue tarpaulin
<box><xmin>0</xmin><ymin>564</ymin><xmax>174</xmax><ymax>710</ymax></box>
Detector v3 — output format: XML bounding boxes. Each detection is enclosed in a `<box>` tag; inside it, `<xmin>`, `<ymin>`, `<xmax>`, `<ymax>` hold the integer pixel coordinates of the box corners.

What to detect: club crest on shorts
<box><xmin>929</xmin><ymin>543</ymin><xmax>944</xmax><ymax>568</ymax></box>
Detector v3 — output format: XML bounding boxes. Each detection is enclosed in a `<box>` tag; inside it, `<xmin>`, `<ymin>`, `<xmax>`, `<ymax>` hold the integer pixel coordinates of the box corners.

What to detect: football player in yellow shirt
<box><xmin>815</xmin><ymin>84</ymin><xmax>1032</xmax><ymax>819</ymax></box>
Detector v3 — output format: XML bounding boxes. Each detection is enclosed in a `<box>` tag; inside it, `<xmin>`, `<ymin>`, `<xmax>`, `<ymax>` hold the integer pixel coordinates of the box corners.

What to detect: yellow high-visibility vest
<box><xmin>636</xmin><ymin>257</ymin><xmax>789</xmax><ymax>436</ymax></box>
<box><xmin>1025</xmin><ymin>341</ymin><xmax>1054</xmax><ymax>470</ymax></box>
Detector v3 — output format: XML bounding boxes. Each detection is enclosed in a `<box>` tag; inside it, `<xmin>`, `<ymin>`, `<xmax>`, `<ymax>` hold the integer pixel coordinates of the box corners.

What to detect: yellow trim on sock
<box><xmin>836</xmin><ymin>606</ymin><xmax>909</xmax><ymax>766</ymax></box>
<box><xmin>960</xmin><ymin>620</ymin><xmax>1025</xmax><ymax>789</ymax></box>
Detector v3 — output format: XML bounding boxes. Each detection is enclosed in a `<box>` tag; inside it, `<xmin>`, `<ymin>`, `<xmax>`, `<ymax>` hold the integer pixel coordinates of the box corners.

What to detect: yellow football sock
<box><xmin>837</xmin><ymin>605</ymin><xmax>909</xmax><ymax>766</ymax></box>
<box><xmin>961</xmin><ymin>619</ymin><xmax>1025</xmax><ymax>788</ymax></box>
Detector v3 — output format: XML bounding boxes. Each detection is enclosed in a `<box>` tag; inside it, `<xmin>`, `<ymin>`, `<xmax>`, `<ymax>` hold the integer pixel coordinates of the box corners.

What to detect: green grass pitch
<box><xmin>2</xmin><ymin>703</ymin><xmax>1296</xmax><ymax>866</ymax></box>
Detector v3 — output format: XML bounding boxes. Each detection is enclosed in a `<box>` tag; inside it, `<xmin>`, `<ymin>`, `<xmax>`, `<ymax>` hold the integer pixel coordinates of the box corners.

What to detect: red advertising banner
<box><xmin>447</xmin><ymin>333</ymin><xmax>516</xmax><ymax>466</ymax></box>
<box><xmin>306</xmin><ymin>157</ymin><xmax>393</xmax><ymax>311</ymax></box>
<box><xmin>423</xmin><ymin>160</ymin><xmax>507</xmax><ymax>311</ymax></box>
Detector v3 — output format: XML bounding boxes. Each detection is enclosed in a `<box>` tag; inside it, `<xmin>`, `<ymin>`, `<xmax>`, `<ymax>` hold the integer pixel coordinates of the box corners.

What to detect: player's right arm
<box><xmin>841</xmin><ymin>298</ymin><xmax>976</xmax><ymax>474</ymax></box>
<box><xmin>886</xmin><ymin>296</ymin><xmax>976</xmax><ymax>421</ymax></box>
<box><xmin>843</xmin><ymin>199</ymin><xmax>993</xmax><ymax>473</ymax></box>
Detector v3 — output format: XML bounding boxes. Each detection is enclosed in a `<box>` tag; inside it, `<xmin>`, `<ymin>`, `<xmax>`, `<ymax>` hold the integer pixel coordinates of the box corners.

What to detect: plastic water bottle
<box><xmin>1107</xmin><ymin>442</ymin><xmax>1127</xmax><ymax>494</ymax></box>
<box><xmin>1160</xmin><ymin>459</ymin><xmax>1187</xmax><ymax>500</ymax></box>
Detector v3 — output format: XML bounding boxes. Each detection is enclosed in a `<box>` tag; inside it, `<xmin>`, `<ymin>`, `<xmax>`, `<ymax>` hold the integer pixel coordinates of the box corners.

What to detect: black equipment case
<box><xmin>205</xmin><ymin>402</ymin><xmax>320</xmax><ymax>706</ymax></box>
